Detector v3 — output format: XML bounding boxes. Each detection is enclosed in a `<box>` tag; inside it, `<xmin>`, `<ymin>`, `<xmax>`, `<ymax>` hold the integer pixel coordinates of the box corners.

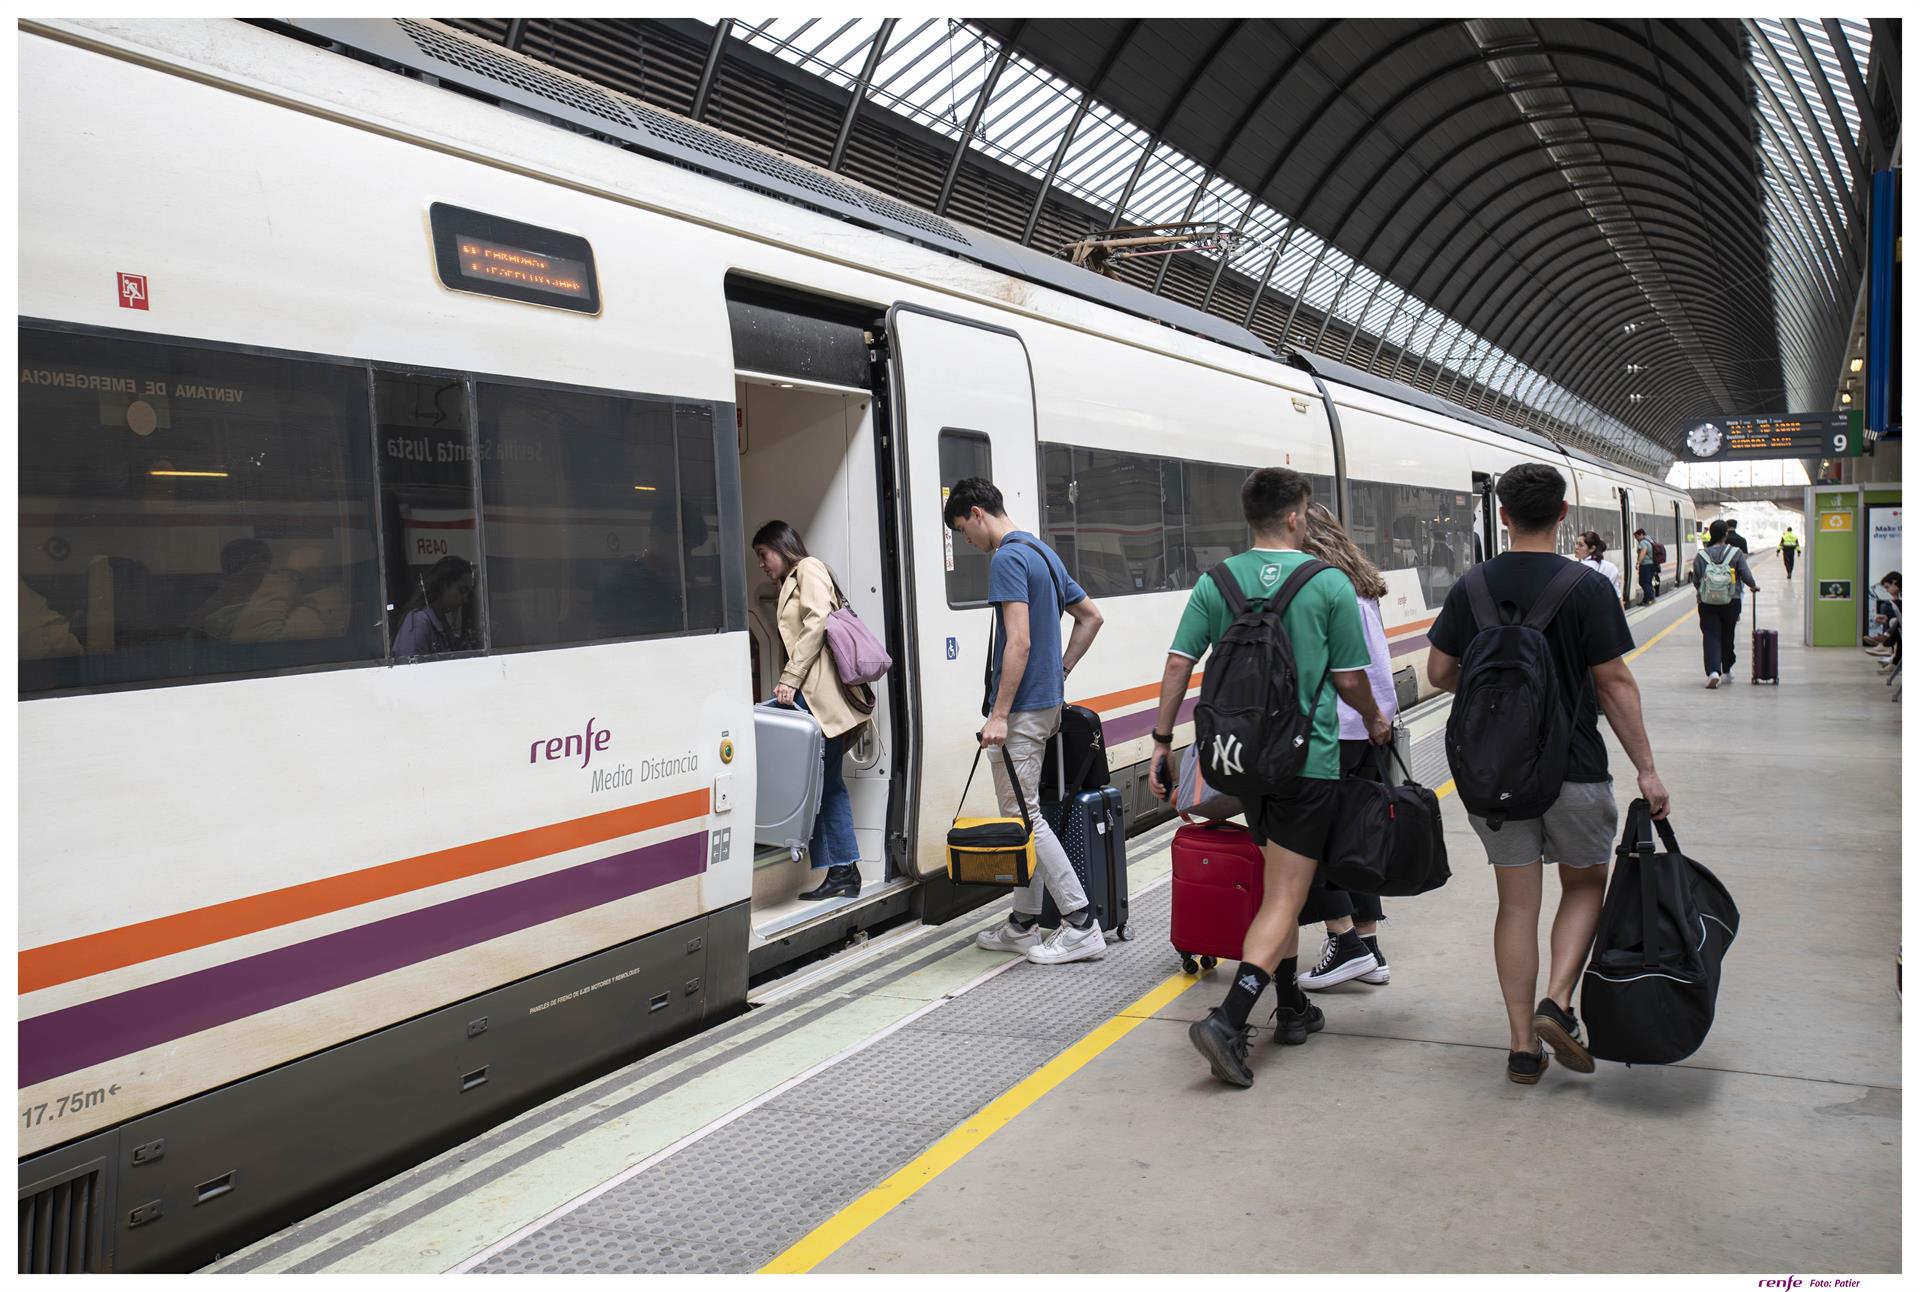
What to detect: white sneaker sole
<box><xmin>1027</xmin><ymin>940</ymin><xmax>1106</xmax><ymax>965</ymax></box>
<box><xmin>1297</xmin><ymin>952</ymin><xmax>1381</xmax><ymax>990</ymax></box>
<box><xmin>975</xmin><ymin>935</ymin><xmax>1041</xmax><ymax>954</ymax></box>
<box><xmin>1706</xmin><ymin>675</ymin><xmax>1721</xmax><ymax>689</ymax></box>
<box><xmin>1358</xmin><ymin>965</ymin><xmax>1391</xmax><ymax>985</ymax></box>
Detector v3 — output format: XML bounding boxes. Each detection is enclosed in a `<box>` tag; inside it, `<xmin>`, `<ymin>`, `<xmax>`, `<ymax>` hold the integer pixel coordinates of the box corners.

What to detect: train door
<box><xmin>880</xmin><ymin>305</ymin><xmax>1039</xmax><ymax>880</ymax></box>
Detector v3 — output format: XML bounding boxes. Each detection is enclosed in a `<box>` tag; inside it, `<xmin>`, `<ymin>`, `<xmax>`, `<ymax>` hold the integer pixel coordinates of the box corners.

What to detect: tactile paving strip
<box><xmin>474</xmin><ymin>883</ymin><xmax>1180</xmax><ymax>1273</ymax></box>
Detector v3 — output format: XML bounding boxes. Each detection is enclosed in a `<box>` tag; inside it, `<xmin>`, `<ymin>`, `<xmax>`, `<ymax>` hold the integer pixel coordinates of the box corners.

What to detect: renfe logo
<box><xmin>531</xmin><ymin>718</ymin><xmax>612</xmax><ymax>768</ymax></box>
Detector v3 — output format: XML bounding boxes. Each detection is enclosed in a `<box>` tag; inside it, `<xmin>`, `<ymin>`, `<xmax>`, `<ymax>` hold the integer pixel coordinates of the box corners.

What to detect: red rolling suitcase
<box><xmin>1170</xmin><ymin>822</ymin><xmax>1265</xmax><ymax>972</ymax></box>
<box><xmin>1751</xmin><ymin>590</ymin><xmax>1779</xmax><ymax>685</ymax></box>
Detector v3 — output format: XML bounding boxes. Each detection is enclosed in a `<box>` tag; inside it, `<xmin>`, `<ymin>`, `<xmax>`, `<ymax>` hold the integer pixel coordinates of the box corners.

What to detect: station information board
<box><xmin>1680</xmin><ymin>410</ymin><xmax>1862</xmax><ymax>461</ymax></box>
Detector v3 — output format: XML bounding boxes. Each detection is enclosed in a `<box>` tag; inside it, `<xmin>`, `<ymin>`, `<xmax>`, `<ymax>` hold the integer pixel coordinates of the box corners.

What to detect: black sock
<box><xmin>1276</xmin><ymin>958</ymin><xmax>1305</xmax><ymax>1010</ymax></box>
<box><xmin>1064</xmin><ymin>906</ymin><xmax>1094</xmax><ymax>930</ymax></box>
<box><xmin>1009</xmin><ymin>911</ymin><xmax>1039</xmax><ymax>930</ymax></box>
<box><xmin>1221</xmin><ymin>962</ymin><xmax>1271</xmax><ymax>1028</ymax></box>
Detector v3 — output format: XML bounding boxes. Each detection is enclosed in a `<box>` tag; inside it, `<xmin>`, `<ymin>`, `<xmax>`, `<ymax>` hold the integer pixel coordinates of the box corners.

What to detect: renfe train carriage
<box><xmin>16</xmin><ymin>18</ymin><xmax>1694</xmax><ymax>1272</ymax></box>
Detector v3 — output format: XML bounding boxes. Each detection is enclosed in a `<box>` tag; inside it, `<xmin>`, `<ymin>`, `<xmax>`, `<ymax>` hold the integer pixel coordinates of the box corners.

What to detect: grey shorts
<box><xmin>1469</xmin><ymin>780</ymin><xmax>1619</xmax><ymax>869</ymax></box>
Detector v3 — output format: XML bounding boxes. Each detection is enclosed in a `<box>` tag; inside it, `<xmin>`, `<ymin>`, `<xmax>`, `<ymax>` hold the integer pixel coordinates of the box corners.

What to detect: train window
<box><xmin>1180</xmin><ymin>462</ymin><xmax>1249</xmax><ymax>583</ymax></box>
<box><xmin>376</xmin><ymin>374</ymin><xmax>484</xmax><ymax>660</ymax></box>
<box><xmin>678</xmin><ymin>406</ymin><xmax>726</xmax><ymax>634</ymax></box>
<box><xmin>476</xmin><ymin>382</ymin><xmax>703</xmax><ymax>649</ymax></box>
<box><xmin>1071</xmin><ymin>448</ymin><xmax>1173</xmax><ymax>597</ymax></box>
<box><xmin>1349</xmin><ymin>480</ymin><xmax>1473</xmax><ymax>608</ymax></box>
<box><xmin>938</xmin><ymin>430</ymin><xmax>993</xmax><ymax>607</ymax></box>
<box><xmin>19</xmin><ymin>327</ymin><xmax>381</xmax><ymax>696</ymax></box>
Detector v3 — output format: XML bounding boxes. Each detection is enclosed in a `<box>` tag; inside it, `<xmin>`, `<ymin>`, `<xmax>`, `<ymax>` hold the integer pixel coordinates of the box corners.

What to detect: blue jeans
<box><xmin>788</xmin><ymin>692</ymin><xmax>859</xmax><ymax>869</ymax></box>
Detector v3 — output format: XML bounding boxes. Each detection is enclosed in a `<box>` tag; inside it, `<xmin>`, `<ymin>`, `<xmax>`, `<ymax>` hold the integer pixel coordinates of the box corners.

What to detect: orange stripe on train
<box><xmin>18</xmin><ymin>788</ymin><xmax>711</xmax><ymax>995</ymax></box>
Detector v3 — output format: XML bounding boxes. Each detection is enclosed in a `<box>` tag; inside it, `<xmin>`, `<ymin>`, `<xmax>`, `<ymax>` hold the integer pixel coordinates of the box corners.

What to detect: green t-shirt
<box><xmin>1169</xmin><ymin>549</ymin><xmax>1371</xmax><ymax>780</ymax></box>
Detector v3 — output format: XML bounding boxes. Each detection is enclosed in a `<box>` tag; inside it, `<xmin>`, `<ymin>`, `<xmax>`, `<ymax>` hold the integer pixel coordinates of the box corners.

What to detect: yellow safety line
<box><xmin>758</xmin><ymin>969</ymin><xmax>1201</xmax><ymax>1274</ymax></box>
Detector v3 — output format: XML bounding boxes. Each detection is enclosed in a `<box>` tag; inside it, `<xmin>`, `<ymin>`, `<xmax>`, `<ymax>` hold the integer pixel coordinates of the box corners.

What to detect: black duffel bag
<box><xmin>1042</xmin><ymin>703</ymin><xmax>1111</xmax><ymax>802</ymax></box>
<box><xmin>1323</xmin><ymin>744</ymin><xmax>1451</xmax><ymax>897</ymax></box>
<box><xmin>1580</xmin><ymin>800</ymin><xmax>1739</xmax><ymax>1065</ymax></box>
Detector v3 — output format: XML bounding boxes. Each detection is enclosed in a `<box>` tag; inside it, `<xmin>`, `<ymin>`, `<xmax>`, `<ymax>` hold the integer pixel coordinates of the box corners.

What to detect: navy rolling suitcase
<box><xmin>1039</xmin><ymin>786</ymin><xmax>1130</xmax><ymax>939</ymax></box>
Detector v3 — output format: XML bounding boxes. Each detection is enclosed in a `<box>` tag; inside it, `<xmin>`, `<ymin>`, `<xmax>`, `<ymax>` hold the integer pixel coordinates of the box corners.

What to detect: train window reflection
<box><xmin>476</xmin><ymin>382</ymin><xmax>707</xmax><ymax>649</ymax></box>
<box><xmin>18</xmin><ymin>327</ymin><xmax>380</xmax><ymax>695</ymax></box>
<box><xmin>376</xmin><ymin>374</ymin><xmax>483</xmax><ymax>660</ymax></box>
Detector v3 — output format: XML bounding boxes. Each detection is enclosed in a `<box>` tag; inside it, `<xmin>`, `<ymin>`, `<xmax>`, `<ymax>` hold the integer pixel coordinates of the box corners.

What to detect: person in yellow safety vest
<box><xmin>1779</xmin><ymin>528</ymin><xmax>1801</xmax><ymax>581</ymax></box>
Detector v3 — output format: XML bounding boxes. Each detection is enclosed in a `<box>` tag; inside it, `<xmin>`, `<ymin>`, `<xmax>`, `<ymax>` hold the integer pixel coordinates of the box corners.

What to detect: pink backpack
<box><xmin>822</xmin><ymin>571</ymin><xmax>892</xmax><ymax>688</ymax></box>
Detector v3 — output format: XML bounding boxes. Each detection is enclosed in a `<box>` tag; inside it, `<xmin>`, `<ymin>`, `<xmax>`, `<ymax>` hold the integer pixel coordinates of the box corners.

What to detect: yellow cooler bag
<box><xmin>946</xmin><ymin>743</ymin><xmax>1037</xmax><ymax>887</ymax></box>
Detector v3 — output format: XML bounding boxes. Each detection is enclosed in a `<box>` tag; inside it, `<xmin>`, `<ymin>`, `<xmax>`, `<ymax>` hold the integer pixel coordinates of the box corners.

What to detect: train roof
<box><xmin>278</xmin><ymin>18</ymin><xmax>1277</xmax><ymax>364</ymax></box>
<box><xmin>1288</xmin><ymin>348</ymin><xmax>1678</xmax><ymax>495</ymax></box>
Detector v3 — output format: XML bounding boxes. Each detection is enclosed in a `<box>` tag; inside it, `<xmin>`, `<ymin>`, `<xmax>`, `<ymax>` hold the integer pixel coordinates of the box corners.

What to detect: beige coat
<box><xmin>777</xmin><ymin>556</ymin><xmax>866</xmax><ymax>739</ymax></box>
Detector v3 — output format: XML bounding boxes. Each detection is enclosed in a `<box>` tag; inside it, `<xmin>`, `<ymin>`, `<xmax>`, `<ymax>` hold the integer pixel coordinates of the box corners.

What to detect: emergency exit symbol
<box><xmin>117</xmin><ymin>272</ymin><xmax>149</xmax><ymax>311</ymax></box>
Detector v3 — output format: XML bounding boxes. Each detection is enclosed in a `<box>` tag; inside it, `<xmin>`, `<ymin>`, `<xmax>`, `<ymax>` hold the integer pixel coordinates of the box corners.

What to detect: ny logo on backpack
<box><xmin>1193</xmin><ymin>559</ymin><xmax>1335</xmax><ymax>803</ymax></box>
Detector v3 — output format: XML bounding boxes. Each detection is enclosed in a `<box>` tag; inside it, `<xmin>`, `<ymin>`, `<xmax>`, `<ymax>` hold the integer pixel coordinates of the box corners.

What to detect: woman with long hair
<box><xmin>1573</xmin><ymin>530</ymin><xmax>1623</xmax><ymax>602</ymax></box>
<box><xmin>1294</xmin><ymin>503</ymin><xmax>1398</xmax><ymax>990</ymax></box>
<box><xmin>752</xmin><ymin>519</ymin><xmax>867</xmax><ymax>902</ymax></box>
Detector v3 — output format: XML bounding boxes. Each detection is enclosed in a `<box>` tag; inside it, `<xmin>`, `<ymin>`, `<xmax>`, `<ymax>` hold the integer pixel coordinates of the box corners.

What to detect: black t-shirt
<box><xmin>1429</xmin><ymin>552</ymin><xmax>1637</xmax><ymax>783</ymax></box>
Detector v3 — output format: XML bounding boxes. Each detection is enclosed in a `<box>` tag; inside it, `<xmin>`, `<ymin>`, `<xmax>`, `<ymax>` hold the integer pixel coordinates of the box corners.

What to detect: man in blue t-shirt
<box><xmin>944</xmin><ymin>477</ymin><xmax>1107</xmax><ymax>966</ymax></box>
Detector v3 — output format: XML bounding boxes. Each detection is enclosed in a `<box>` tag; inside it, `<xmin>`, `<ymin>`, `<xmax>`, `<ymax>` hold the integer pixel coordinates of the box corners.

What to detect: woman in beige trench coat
<box><xmin>753</xmin><ymin>520</ymin><xmax>868</xmax><ymax>901</ymax></box>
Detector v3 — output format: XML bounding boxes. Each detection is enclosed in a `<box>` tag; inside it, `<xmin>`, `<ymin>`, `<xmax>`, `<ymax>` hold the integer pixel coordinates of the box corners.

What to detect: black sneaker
<box><xmin>1358</xmin><ymin>935</ymin><xmax>1390</xmax><ymax>985</ymax></box>
<box><xmin>1188</xmin><ymin>1008</ymin><xmax>1255</xmax><ymax>1088</ymax></box>
<box><xmin>798</xmin><ymin>864</ymin><xmax>860</xmax><ymax>902</ymax></box>
<box><xmin>1272</xmin><ymin>996</ymin><xmax>1326</xmax><ymax>1046</ymax></box>
<box><xmin>1532</xmin><ymin>997</ymin><xmax>1595</xmax><ymax>1073</ymax></box>
<box><xmin>1296</xmin><ymin>933</ymin><xmax>1380</xmax><ymax>990</ymax></box>
<box><xmin>1507</xmin><ymin>1046</ymin><xmax>1549</xmax><ymax>1085</ymax></box>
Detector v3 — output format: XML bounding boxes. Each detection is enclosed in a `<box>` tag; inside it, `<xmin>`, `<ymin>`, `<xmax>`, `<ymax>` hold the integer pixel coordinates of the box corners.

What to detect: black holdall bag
<box><xmin>1193</xmin><ymin>559</ymin><xmax>1335</xmax><ymax>803</ymax></box>
<box><xmin>1581</xmin><ymin>799</ymin><xmax>1740</xmax><ymax>1065</ymax></box>
<box><xmin>1043</xmin><ymin>704</ymin><xmax>1112</xmax><ymax>802</ymax></box>
<box><xmin>1322</xmin><ymin>742</ymin><xmax>1452</xmax><ymax>897</ymax></box>
<box><xmin>1443</xmin><ymin>560</ymin><xmax>1588</xmax><ymax>830</ymax></box>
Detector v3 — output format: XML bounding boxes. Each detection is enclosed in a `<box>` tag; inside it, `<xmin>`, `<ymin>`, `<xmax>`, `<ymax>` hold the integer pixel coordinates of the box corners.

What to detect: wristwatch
<box><xmin>1151</xmin><ymin>730</ymin><xmax>1174</xmax><ymax>746</ymax></box>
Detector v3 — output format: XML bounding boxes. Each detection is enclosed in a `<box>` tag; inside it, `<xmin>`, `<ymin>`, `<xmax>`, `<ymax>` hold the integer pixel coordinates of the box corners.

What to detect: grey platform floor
<box><xmin>218</xmin><ymin>555</ymin><xmax>1901</xmax><ymax>1274</ymax></box>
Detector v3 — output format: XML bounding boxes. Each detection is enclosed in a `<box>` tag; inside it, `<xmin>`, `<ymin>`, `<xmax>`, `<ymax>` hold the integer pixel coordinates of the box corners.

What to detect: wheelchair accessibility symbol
<box><xmin>946</xmin><ymin>636</ymin><xmax>958</xmax><ymax>661</ymax></box>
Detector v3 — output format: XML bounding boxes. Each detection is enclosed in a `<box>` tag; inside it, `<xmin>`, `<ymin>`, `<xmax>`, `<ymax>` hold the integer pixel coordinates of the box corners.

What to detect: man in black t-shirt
<box><xmin>1428</xmin><ymin>463</ymin><xmax>1671</xmax><ymax>1087</ymax></box>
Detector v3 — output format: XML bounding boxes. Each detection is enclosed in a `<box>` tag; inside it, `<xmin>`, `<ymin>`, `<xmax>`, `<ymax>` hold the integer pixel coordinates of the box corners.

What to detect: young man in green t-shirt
<box><xmin>1145</xmin><ymin>467</ymin><xmax>1391</xmax><ymax>1088</ymax></box>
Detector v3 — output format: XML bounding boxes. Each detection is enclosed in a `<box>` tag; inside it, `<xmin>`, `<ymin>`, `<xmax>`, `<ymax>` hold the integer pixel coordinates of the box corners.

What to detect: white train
<box><xmin>15</xmin><ymin>18</ymin><xmax>1693</xmax><ymax>1271</ymax></box>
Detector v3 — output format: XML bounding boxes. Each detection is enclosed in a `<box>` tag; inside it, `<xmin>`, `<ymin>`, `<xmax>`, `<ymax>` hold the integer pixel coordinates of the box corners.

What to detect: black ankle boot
<box><xmin>799</xmin><ymin>864</ymin><xmax>860</xmax><ymax>901</ymax></box>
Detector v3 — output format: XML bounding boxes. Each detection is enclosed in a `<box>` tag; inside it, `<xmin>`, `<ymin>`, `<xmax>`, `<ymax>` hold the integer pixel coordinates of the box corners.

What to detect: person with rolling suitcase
<box><xmin>1145</xmin><ymin>467</ymin><xmax>1392</xmax><ymax>1089</ymax></box>
<box><xmin>1426</xmin><ymin>464</ymin><xmax>1671</xmax><ymax>1086</ymax></box>
<box><xmin>944</xmin><ymin>477</ymin><xmax>1110</xmax><ymax>965</ymax></box>
<box><xmin>1692</xmin><ymin>519</ymin><xmax>1759</xmax><ymax>690</ymax></box>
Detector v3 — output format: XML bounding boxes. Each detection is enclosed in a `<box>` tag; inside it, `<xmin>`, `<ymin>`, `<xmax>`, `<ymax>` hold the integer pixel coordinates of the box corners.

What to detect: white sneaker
<box><xmin>1706</xmin><ymin>673</ymin><xmax>1721</xmax><ymax>689</ymax></box>
<box><xmin>975</xmin><ymin>920</ymin><xmax>1043</xmax><ymax>953</ymax></box>
<box><xmin>1026</xmin><ymin>920</ymin><xmax>1107</xmax><ymax>965</ymax></box>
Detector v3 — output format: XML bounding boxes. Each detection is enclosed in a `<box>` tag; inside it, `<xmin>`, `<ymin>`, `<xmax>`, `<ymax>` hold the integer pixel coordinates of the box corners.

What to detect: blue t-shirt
<box><xmin>988</xmin><ymin>532</ymin><xmax>1085</xmax><ymax>713</ymax></box>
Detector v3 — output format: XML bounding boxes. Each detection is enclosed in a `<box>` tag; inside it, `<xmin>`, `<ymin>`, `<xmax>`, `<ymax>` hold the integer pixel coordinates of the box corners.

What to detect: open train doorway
<box><xmin>726</xmin><ymin>279</ymin><xmax>912</xmax><ymax>964</ymax></box>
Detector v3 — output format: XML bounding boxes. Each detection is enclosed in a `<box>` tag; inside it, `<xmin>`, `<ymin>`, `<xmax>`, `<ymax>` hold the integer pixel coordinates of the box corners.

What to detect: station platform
<box><xmin>211</xmin><ymin>553</ymin><xmax>1900</xmax><ymax>1275</ymax></box>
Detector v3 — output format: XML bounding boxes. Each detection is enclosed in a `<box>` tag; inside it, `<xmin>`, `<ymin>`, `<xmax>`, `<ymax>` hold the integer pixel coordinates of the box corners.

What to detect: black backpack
<box><xmin>1193</xmin><ymin>558</ymin><xmax>1333</xmax><ymax>802</ymax></box>
<box><xmin>1581</xmin><ymin>800</ymin><xmax>1739</xmax><ymax>1065</ymax></box>
<box><xmin>1444</xmin><ymin>560</ymin><xmax>1589</xmax><ymax>829</ymax></box>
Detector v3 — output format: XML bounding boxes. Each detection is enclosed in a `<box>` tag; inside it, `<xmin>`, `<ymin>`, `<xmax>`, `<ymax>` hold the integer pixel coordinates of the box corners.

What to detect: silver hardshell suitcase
<box><xmin>754</xmin><ymin>704</ymin><xmax>826</xmax><ymax>860</ymax></box>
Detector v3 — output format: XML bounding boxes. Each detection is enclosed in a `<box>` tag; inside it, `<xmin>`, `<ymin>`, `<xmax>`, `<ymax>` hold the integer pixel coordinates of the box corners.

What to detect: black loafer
<box><xmin>1507</xmin><ymin>1046</ymin><xmax>1549</xmax><ymax>1084</ymax></box>
<box><xmin>1533</xmin><ymin>997</ymin><xmax>1596</xmax><ymax>1073</ymax></box>
<box><xmin>798</xmin><ymin>864</ymin><xmax>860</xmax><ymax>902</ymax></box>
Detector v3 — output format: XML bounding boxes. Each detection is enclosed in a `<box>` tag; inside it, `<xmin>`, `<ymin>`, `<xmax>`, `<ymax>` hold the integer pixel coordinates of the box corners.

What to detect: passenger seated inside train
<box><xmin>392</xmin><ymin>554</ymin><xmax>477</xmax><ymax>657</ymax></box>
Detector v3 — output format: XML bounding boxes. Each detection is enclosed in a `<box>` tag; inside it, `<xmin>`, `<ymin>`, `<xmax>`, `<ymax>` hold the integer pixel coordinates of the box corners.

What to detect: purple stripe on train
<box><xmin>1388</xmin><ymin>633</ymin><xmax>1431</xmax><ymax>658</ymax></box>
<box><xmin>1100</xmin><ymin>696</ymin><xmax>1199</xmax><ymax>748</ymax></box>
<box><xmin>19</xmin><ymin>832</ymin><xmax>707</xmax><ymax>1088</ymax></box>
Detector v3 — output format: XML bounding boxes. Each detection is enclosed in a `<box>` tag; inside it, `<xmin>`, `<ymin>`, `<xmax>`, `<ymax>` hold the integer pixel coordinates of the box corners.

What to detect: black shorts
<box><xmin>1246</xmin><ymin>776</ymin><xmax>1342</xmax><ymax>861</ymax></box>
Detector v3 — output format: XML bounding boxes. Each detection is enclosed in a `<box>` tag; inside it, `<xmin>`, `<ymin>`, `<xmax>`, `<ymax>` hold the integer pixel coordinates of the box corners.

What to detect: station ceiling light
<box><xmin>1851</xmin><ymin>357</ymin><xmax>1864</xmax><ymax>372</ymax></box>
